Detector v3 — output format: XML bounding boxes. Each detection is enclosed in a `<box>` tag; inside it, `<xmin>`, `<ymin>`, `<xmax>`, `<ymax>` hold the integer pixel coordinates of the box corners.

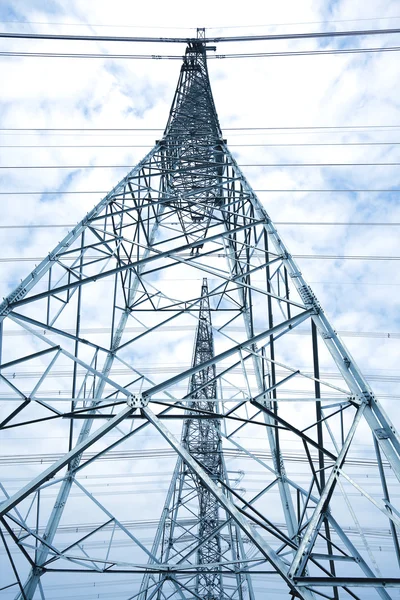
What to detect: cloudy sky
<box><xmin>1</xmin><ymin>0</ymin><xmax>400</xmax><ymax>598</ymax></box>
<box><xmin>0</xmin><ymin>0</ymin><xmax>399</xmax><ymax>379</ymax></box>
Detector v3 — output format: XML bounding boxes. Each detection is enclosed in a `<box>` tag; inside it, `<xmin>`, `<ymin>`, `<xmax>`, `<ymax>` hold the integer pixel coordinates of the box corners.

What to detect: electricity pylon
<box><xmin>1</xmin><ymin>30</ymin><xmax>400</xmax><ymax>600</ymax></box>
<box><xmin>139</xmin><ymin>278</ymin><xmax>253</xmax><ymax>600</ymax></box>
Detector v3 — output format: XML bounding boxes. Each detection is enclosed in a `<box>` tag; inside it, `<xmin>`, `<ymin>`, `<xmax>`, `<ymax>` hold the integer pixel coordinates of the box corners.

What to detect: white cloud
<box><xmin>1</xmin><ymin>0</ymin><xmax>400</xmax><ymax>597</ymax></box>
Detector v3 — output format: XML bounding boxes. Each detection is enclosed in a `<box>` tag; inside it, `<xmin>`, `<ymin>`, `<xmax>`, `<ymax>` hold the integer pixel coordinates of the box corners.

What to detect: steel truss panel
<box><xmin>0</xmin><ymin>33</ymin><xmax>399</xmax><ymax>600</ymax></box>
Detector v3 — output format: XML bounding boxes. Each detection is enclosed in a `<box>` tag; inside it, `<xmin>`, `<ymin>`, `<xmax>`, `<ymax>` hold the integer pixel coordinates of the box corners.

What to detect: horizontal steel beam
<box><xmin>294</xmin><ymin>578</ymin><xmax>400</xmax><ymax>588</ymax></box>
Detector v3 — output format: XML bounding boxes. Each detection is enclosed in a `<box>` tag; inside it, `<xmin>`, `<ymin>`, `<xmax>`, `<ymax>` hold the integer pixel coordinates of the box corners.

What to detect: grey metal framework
<box><xmin>182</xmin><ymin>279</ymin><xmax>225</xmax><ymax>600</ymax></box>
<box><xmin>1</xmin><ymin>30</ymin><xmax>400</xmax><ymax>600</ymax></box>
<box><xmin>139</xmin><ymin>278</ymin><xmax>252</xmax><ymax>600</ymax></box>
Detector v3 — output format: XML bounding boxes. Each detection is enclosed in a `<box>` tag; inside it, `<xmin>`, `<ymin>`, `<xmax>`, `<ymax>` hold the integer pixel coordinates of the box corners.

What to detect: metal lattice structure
<box><xmin>1</xmin><ymin>30</ymin><xmax>400</xmax><ymax>600</ymax></box>
<box><xmin>139</xmin><ymin>278</ymin><xmax>252</xmax><ymax>600</ymax></box>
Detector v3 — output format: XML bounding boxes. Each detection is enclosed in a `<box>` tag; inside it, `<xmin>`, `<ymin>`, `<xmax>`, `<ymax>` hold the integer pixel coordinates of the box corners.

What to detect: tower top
<box><xmin>163</xmin><ymin>30</ymin><xmax>222</xmax><ymax>140</ymax></box>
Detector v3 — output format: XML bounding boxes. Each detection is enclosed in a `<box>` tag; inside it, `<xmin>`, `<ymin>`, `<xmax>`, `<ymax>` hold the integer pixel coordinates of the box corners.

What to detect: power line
<box><xmin>0</xmin><ymin>162</ymin><xmax>399</xmax><ymax>169</ymax></box>
<box><xmin>2</xmin><ymin>15</ymin><xmax>399</xmax><ymax>29</ymax></box>
<box><xmin>1</xmin><ymin>26</ymin><xmax>400</xmax><ymax>43</ymax></box>
<box><xmin>0</xmin><ymin>51</ymin><xmax>183</xmax><ymax>60</ymax></box>
<box><xmin>1</xmin><ymin>14</ymin><xmax>400</xmax><ymax>30</ymax></box>
<box><xmin>0</xmin><ymin>221</ymin><xmax>399</xmax><ymax>230</ymax></box>
<box><xmin>0</xmin><ymin>127</ymin><xmax>162</xmax><ymax>131</ymax></box>
<box><xmin>1</xmin><ymin>276</ymin><xmax>396</xmax><ymax>287</ymax></box>
<box><xmin>0</xmin><ymin>21</ymin><xmax>195</xmax><ymax>30</ymax></box>
<box><xmin>0</xmin><ymin>189</ymin><xmax>398</xmax><ymax>195</ymax></box>
<box><xmin>246</xmin><ymin>188</ymin><xmax>400</xmax><ymax>192</ymax></box>
<box><xmin>2</xmin><ymin>45</ymin><xmax>400</xmax><ymax>60</ymax></box>
<box><xmin>213</xmin><ymin>46</ymin><xmax>400</xmax><ymax>58</ymax></box>
<box><xmin>207</xmin><ymin>16</ymin><xmax>400</xmax><ymax>30</ymax></box>
<box><xmin>295</xmin><ymin>254</ymin><xmax>400</xmax><ymax>260</ymax></box>
<box><xmin>231</xmin><ymin>142</ymin><xmax>400</xmax><ymax>146</ymax></box>
<box><xmin>0</xmin><ymin>254</ymin><xmax>399</xmax><ymax>262</ymax></box>
<box><xmin>1</xmin><ymin>131</ymin><xmax>399</xmax><ymax>139</ymax></box>
<box><xmin>1</xmin><ymin>125</ymin><xmax>400</xmax><ymax>131</ymax></box>
<box><xmin>2</xmin><ymin>142</ymin><xmax>400</xmax><ymax>148</ymax></box>
<box><xmin>227</xmin><ymin>125</ymin><xmax>400</xmax><ymax>130</ymax></box>
<box><xmin>0</xmin><ymin>323</ymin><xmax>398</xmax><ymax>340</ymax></box>
<box><xmin>0</xmin><ymin>133</ymin><xmax>161</xmax><ymax>137</ymax></box>
<box><xmin>0</xmin><ymin>445</ymin><xmax>393</xmax><ymax>468</ymax></box>
<box><xmin>277</xmin><ymin>221</ymin><xmax>400</xmax><ymax>226</ymax></box>
<box><xmin>0</xmin><ymin>144</ymin><xmax>154</xmax><ymax>148</ymax></box>
<box><xmin>242</xmin><ymin>162</ymin><xmax>400</xmax><ymax>166</ymax></box>
<box><xmin>0</xmin><ymin>191</ymin><xmax>107</xmax><ymax>195</ymax></box>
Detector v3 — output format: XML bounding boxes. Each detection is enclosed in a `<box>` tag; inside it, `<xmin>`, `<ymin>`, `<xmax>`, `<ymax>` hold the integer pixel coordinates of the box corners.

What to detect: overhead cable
<box><xmin>1</xmin><ymin>125</ymin><xmax>400</xmax><ymax>131</ymax></box>
<box><xmin>0</xmin><ymin>221</ymin><xmax>399</xmax><ymax>229</ymax></box>
<box><xmin>0</xmin><ymin>254</ymin><xmax>398</xmax><ymax>262</ymax></box>
<box><xmin>1</xmin><ymin>46</ymin><xmax>400</xmax><ymax>59</ymax></box>
<box><xmin>0</xmin><ymin>162</ymin><xmax>399</xmax><ymax>169</ymax></box>
<box><xmin>1</xmin><ymin>27</ymin><xmax>400</xmax><ymax>43</ymax></box>
<box><xmin>2</xmin><ymin>14</ymin><xmax>399</xmax><ymax>29</ymax></box>
<box><xmin>0</xmin><ymin>189</ymin><xmax>398</xmax><ymax>195</ymax></box>
<box><xmin>2</xmin><ymin>141</ymin><xmax>400</xmax><ymax>148</ymax></box>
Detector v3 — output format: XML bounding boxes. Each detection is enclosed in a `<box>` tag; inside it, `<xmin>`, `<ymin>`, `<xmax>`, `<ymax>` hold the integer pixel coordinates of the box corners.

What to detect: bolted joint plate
<box><xmin>127</xmin><ymin>393</ymin><xmax>148</xmax><ymax>408</ymax></box>
<box><xmin>298</xmin><ymin>284</ymin><xmax>321</xmax><ymax>314</ymax></box>
<box><xmin>375</xmin><ymin>427</ymin><xmax>390</xmax><ymax>440</ymax></box>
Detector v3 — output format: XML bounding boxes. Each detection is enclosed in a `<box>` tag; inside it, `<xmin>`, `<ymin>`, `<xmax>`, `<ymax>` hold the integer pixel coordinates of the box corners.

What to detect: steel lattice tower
<box><xmin>1</xmin><ymin>29</ymin><xmax>400</xmax><ymax>600</ymax></box>
<box><xmin>139</xmin><ymin>278</ymin><xmax>252</xmax><ymax>600</ymax></box>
